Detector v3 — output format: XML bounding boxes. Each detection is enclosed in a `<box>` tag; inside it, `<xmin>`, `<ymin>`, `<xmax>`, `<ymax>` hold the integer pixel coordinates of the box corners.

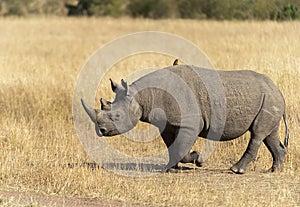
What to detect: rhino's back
<box><xmin>170</xmin><ymin>67</ymin><xmax>285</xmax><ymax>140</ymax></box>
<box><xmin>132</xmin><ymin>65</ymin><xmax>284</xmax><ymax>140</ymax></box>
<box><xmin>168</xmin><ymin>66</ymin><xmax>271</xmax><ymax>139</ymax></box>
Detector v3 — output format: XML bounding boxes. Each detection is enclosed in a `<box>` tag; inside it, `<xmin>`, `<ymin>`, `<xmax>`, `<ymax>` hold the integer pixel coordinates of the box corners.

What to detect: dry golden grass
<box><xmin>0</xmin><ymin>17</ymin><xmax>299</xmax><ymax>206</ymax></box>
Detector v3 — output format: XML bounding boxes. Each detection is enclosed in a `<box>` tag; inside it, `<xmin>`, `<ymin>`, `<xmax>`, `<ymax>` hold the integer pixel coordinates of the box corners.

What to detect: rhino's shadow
<box><xmin>67</xmin><ymin>162</ymin><xmax>164</xmax><ymax>171</ymax></box>
<box><xmin>68</xmin><ymin>162</ymin><xmax>198</xmax><ymax>173</ymax></box>
<box><xmin>102</xmin><ymin>162</ymin><xmax>200</xmax><ymax>173</ymax></box>
<box><xmin>102</xmin><ymin>162</ymin><xmax>164</xmax><ymax>172</ymax></box>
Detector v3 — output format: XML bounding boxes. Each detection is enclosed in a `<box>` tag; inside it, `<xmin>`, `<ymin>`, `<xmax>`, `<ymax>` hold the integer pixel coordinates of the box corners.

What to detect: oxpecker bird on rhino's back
<box><xmin>81</xmin><ymin>64</ymin><xmax>289</xmax><ymax>174</ymax></box>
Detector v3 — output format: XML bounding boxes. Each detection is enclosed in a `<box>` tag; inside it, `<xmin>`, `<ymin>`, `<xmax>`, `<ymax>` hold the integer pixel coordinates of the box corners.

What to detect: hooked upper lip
<box><xmin>99</xmin><ymin>127</ymin><xmax>107</xmax><ymax>134</ymax></box>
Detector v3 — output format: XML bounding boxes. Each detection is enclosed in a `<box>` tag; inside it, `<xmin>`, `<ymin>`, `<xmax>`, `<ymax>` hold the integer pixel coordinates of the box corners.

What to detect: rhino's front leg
<box><xmin>161</xmin><ymin>125</ymin><xmax>199</xmax><ymax>171</ymax></box>
<box><xmin>160</xmin><ymin>126</ymin><xmax>178</xmax><ymax>170</ymax></box>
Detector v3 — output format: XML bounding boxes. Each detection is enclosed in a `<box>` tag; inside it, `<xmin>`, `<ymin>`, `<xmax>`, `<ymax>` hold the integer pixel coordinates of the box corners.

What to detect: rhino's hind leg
<box><xmin>180</xmin><ymin>151</ymin><xmax>203</xmax><ymax>167</ymax></box>
<box><xmin>230</xmin><ymin>134</ymin><xmax>264</xmax><ymax>174</ymax></box>
<box><xmin>231</xmin><ymin>96</ymin><xmax>285</xmax><ymax>174</ymax></box>
<box><xmin>263</xmin><ymin>127</ymin><xmax>286</xmax><ymax>172</ymax></box>
<box><xmin>166</xmin><ymin>151</ymin><xmax>203</xmax><ymax>172</ymax></box>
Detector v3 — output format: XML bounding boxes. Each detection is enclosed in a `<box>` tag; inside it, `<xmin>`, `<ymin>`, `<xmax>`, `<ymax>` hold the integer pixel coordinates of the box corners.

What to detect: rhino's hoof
<box><xmin>163</xmin><ymin>164</ymin><xmax>180</xmax><ymax>173</ymax></box>
<box><xmin>230</xmin><ymin>166</ymin><xmax>245</xmax><ymax>174</ymax></box>
<box><xmin>195</xmin><ymin>162</ymin><xmax>202</xmax><ymax>167</ymax></box>
<box><xmin>195</xmin><ymin>159</ymin><xmax>203</xmax><ymax>167</ymax></box>
<box><xmin>267</xmin><ymin>165</ymin><xmax>283</xmax><ymax>173</ymax></box>
<box><xmin>165</xmin><ymin>168</ymin><xmax>179</xmax><ymax>173</ymax></box>
<box><xmin>195</xmin><ymin>152</ymin><xmax>203</xmax><ymax>167</ymax></box>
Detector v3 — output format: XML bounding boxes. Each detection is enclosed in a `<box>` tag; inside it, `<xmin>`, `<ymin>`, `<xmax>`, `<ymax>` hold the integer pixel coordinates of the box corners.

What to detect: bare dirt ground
<box><xmin>1</xmin><ymin>167</ymin><xmax>299</xmax><ymax>207</ymax></box>
<box><xmin>0</xmin><ymin>190</ymin><xmax>153</xmax><ymax>207</ymax></box>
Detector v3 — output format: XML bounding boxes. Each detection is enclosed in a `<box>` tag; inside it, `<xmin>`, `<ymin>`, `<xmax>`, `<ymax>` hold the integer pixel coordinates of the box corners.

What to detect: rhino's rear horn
<box><xmin>100</xmin><ymin>98</ymin><xmax>111</xmax><ymax>110</ymax></box>
<box><xmin>81</xmin><ymin>99</ymin><xmax>97</xmax><ymax>122</ymax></box>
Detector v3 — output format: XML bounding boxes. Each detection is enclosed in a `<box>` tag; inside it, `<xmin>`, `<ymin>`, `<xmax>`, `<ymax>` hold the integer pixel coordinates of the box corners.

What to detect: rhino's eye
<box><xmin>114</xmin><ymin>113</ymin><xmax>121</xmax><ymax>121</ymax></box>
<box><xmin>106</xmin><ymin>112</ymin><xmax>120</xmax><ymax>121</ymax></box>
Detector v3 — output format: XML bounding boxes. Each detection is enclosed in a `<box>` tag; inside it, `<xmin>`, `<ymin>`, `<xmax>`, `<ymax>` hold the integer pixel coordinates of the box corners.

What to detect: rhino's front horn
<box><xmin>81</xmin><ymin>99</ymin><xmax>97</xmax><ymax>123</ymax></box>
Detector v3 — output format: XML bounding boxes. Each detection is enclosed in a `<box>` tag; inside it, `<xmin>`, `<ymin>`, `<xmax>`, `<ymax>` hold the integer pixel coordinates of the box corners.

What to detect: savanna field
<box><xmin>0</xmin><ymin>17</ymin><xmax>299</xmax><ymax>206</ymax></box>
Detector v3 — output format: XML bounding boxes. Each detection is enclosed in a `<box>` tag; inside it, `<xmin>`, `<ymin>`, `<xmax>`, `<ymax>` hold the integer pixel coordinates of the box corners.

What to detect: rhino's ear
<box><xmin>173</xmin><ymin>59</ymin><xmax>179</xmax><ymax>65</ymax></box>
<box><xmin>110</xmin><ymin>78</ymin><xmax>124</xmax><ymax>94</ymax></box>
<box><xmin>121</xmin><ymin>79</ymin><xmax>129</xmax><ymax>95</ymax></box>
<box><xmin>100</xmin><ymin>98</ymin><xmax>111</xmax><ymax>110</ymax></box>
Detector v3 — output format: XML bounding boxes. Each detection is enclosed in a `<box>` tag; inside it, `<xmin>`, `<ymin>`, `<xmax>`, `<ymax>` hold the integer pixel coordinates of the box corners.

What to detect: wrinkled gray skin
<box><xmin>82</xmin><ymin>65</ymin><xmax>289</xmax><ymax>174</ymax></box>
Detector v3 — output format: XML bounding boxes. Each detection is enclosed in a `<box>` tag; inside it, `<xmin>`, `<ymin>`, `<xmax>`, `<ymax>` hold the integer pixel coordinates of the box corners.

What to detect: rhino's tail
<box><xmin>283</xmin><ymin>112</ymin><xmax>289</xmax><ymax>147</ymax></box>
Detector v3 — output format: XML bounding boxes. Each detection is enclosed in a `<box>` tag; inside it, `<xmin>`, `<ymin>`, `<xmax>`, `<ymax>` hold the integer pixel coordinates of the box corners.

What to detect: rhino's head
<box><xmin>81</xmin><ymin>79</ymin><xmax>142</xmax><ymax>137</ymax></box>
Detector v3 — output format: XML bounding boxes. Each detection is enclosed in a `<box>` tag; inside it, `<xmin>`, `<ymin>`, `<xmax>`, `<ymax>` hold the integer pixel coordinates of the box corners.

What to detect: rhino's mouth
<box><xmin>95</xmin><ymin>124</ymin><xmax>103</xmax><ymax>137</ymax></box>
<box><xmin>98</xmin><ymin>126</ymin><xmax>118</xmax><ymax>136</ymax></box>
<box><xmin>99</xmin><ymin>127</ymin><xmax>107</xmax><ymax>134</ymax></box>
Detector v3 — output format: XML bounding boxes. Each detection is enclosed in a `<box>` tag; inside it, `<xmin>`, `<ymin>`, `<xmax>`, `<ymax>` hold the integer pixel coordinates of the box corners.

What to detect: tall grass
<box><xmin>0</xmin><ymin>17</ymin><xmax>299</xmax><ymax>206</ymax></box>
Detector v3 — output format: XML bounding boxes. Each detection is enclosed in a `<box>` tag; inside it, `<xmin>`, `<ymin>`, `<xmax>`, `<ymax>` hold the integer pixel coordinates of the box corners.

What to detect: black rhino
<box><xmin>81</xmin><ymin>64</ymin><xmax>289</xmax><ymax>174</ymax></box>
